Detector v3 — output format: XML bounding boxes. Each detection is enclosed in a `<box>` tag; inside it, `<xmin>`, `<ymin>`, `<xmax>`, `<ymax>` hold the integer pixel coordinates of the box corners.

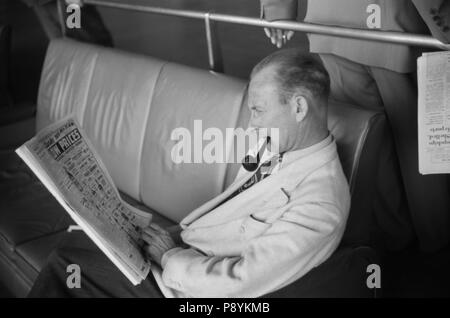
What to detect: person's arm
<box><xmin>160</xmin><ymin>185</ymin><xmax>348</xmax><ymax>297</ymax></box>
<box><xmin>261</xmin><ymin>0</ymin><xmax>298</xmax><ymax>21</ymax></box>
<box><xmin>140</xmin><ymin>223</ymin><xmax>188</xmax><ymax>268</ymax></box>
<box><xmin>260</xmin><ymin>0</ymin><xmax>299</xmax><ymax>48</ymax></box>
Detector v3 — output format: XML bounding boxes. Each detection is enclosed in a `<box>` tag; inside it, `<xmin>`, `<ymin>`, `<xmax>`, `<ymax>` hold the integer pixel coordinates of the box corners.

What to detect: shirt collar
<box><xmin>282</xmin><ymin>133</ymin><xmax>333</xmax><ymax>168</ymax></box>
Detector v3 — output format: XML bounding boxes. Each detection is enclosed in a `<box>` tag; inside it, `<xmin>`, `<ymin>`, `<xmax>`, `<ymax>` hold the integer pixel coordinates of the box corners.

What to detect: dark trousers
<box><xmin>320</xmin><ymin>53</ymin><xmax>450</xmax><ymax>252</ymax></box>
<box><xmin>28</xmin><ymin>231</ymin><xmax>163</xmax><ymax>298</ymax></box>
<box><xmin>29</xmin><ymin>230</ymin><xmax>377</xmax><ymax>298</ymax></box>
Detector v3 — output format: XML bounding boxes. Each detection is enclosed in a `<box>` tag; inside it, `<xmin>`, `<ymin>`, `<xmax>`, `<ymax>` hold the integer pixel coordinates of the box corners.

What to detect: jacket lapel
<box><xmin>186</xmin><ymin>170</ymin><xmax>292</xmax><ymax>228</ymax></box>
<box><xmin>180</xmin><ymin>169</ymin><xmax>255</xmax><ymax>227</ymax></box>
<box><xmin>181</xmin><ymin>140</ymin><xmax>338</xmax><ymax>229</ymax></box>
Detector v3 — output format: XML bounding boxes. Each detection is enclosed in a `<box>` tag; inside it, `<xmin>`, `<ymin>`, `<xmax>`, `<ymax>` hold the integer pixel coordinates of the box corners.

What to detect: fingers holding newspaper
<box><xmin>141</xmin><ymin>223</ymin><xmax>180</xmax><ymax>267</ymax></box>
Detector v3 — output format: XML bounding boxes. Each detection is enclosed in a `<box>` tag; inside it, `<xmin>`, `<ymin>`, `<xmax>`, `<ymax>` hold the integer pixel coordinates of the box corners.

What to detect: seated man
<box><xmin>29</xmin><ymin>49</ymin><xmax>350</xmax><ymax>298</ymax></box>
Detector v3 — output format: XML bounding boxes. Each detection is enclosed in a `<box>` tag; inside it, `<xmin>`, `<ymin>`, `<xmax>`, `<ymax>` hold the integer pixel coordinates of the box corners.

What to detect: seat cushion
<box><xmin>327</xmin><ymin>100</ymin><xmax>385</xmax><ymax>192</ymax></box>
<box><xmin>15</xmin><ymin>231</ymin><xmax>68</xmax><ymax>274</ymax></box>
<box><xmin>36</xmin><ymin>38</ymin><xmax>166</xmax><ymax>201</ymax></box>
<box><xmin>0</xmin><ymin>236</ymin><xmax>34</xmax><ymax>297</ymax></box>
<box><xmin>0</xmin><ymin>230</ymin><xmax>67</xmax><ymax>298</ymax></box>
<box><xmin>327</xmin><ymin>102</ymin><xmax>388</xmax><ymax>247</ymax></box>
<box><xmin>139</xmin><ymin>62</ymin><xmax>247</xmax><ymax>222</ymax></box>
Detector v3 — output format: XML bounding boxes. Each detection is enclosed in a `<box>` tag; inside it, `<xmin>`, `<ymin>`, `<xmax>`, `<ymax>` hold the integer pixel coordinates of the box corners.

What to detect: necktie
<box><xmin>222</xmin><ymin>152</ymin><xmax>284</xmax><ymax>204</ymax></box>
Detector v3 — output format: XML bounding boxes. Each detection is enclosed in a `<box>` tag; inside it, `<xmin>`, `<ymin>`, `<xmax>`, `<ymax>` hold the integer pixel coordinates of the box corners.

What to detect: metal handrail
<box><xmin>85</xmin><ymin>0</ymin><xmax>449</xmax><ymax>50</ymax></box>
<box><xmin>81</xmin><ymin>0</ymin><xmax>449</xmax><ymax>72</ymax></box>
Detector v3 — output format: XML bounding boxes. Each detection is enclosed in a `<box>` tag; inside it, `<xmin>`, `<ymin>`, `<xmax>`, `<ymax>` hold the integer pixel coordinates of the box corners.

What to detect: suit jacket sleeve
<box><xmin>412</xmin><ymin>0</ymin><xmax>450</xmax><ymax>44</ymax></box>
<box><xmin>160</xmin><ymin>172</ymin><xmax>348</xmax><ymax>297</ymax></box>
<box><xmin>260</xmin><ymin>0</ymin><xmax>298</xmax><ymax>21</ymax></box>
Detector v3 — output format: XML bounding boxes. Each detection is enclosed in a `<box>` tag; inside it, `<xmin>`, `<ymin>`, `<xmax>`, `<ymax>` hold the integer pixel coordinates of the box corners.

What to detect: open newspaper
<box><xmin>16</xmin><ymin>116</ymin><xmax>152</xmax><ymax>285</ymax></box>
<box><xmin>417</xmin><ymin>51</ymin><xmax>450</xmax><ymax>174</ymax></box>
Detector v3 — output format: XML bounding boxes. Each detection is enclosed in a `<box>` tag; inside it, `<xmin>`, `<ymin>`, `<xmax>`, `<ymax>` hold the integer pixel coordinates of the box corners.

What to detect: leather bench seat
<box><xmin>0</xmin><ymin>231</ymin><xmax>66</xmax><ymax>297</ymax></box>
<box><xmin>15</xmin><ymin>232</ymin><xmax>67</xmax><ymax>275</ymax></box>
<box><xmin>0</xmin><ymin>38</ymin><xmax>392</xmax><ymax>297</ymax></box>
<box><xmin>0</xmin><ymin>151</ymin><xmax>70</xmax><ymax>296</ymax></box>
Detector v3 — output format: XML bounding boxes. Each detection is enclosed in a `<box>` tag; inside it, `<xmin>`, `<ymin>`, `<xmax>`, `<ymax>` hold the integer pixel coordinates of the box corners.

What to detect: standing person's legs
<box><xmin>370</xmin><ymin>67</ymin><xmax>450</xmax><ymax>252</ymax></box>
<box><xmin>28</xmin><ymin>231</ymin><xmax>163</xmax><ymax>298</ymax></box>
<box><xmin>319</xmin><ymin>53</ymin><xmax>384</xmax><ymax>112</ymax></box>
<box><xmin>319</xmin><ymin>53</ymin><xmax>415</xmax><ymax>251</ymax></box>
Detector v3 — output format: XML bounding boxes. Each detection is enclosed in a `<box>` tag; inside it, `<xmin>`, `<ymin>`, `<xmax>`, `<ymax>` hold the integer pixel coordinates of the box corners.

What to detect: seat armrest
<box><xmin>0</xmin><ymin>103</ymin><xmax>36</xmax><ymax>126</ymax></box>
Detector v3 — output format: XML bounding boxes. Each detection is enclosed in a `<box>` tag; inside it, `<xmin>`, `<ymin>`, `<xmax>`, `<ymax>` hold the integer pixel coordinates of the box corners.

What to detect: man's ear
<box><xmin>291</xmin><ymin>95</ymin><xmax>308</xmax><ymax>123</ymax></box>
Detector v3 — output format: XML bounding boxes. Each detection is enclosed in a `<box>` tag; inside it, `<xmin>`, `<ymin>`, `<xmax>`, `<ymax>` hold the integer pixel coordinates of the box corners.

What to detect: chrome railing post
<box><xmin>57</xmin><ymin>0</ymin><xmax>67</xmax><ymax>36</ymax></box>
<box><xmin>204</xmin><ymin>12</ymin><xmax>224</xmax><ymax>73</ymax></box>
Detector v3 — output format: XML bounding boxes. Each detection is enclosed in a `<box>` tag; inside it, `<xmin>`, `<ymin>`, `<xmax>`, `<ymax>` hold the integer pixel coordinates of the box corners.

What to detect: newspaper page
<box><xmin>16</xmin><ymin>116</ymin><xmax>152</xmax><ymax>285</ymax></box>
<box><xmin>417</xmin><ymin>51</ymin><xmax>450</xmax><ymax>174</ymax></box>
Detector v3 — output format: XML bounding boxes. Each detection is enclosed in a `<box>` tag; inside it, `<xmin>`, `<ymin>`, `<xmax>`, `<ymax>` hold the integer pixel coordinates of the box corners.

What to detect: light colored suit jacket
<box><xmin>151</xmin><ymin>136</ymin><xmax>350</xmax><ymax>297</ymax></box>
<box><xmin>261</xmin><ymin>0</ymin><xmax>450</xmax><ymax>73</ymax></box>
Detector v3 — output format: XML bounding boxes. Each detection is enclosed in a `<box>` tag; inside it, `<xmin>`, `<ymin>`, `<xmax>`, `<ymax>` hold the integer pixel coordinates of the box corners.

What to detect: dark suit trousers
<box><xmin>28</xmin><ymin>231</ymin><xmax>164</xmax><ymax>298</ymax></box>
<box><xmin>28</xmin><ymin>230</ymin><xmax>377</xmax><ymax>298</ymax></box>
<box><xmin>320</xmin><ymin>53</ymin><xmax>450</xmax><ymax>252</ymax></box>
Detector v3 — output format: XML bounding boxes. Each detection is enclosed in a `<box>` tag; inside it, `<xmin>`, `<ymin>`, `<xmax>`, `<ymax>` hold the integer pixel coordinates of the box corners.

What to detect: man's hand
<box><xmin>166</xmin><ymin>224</ymin><xmax>183</xmax><ymax>245</ymax></box>
<box><xmin>264</xmin><ymin>28</ymin><xmax>294</xmax><ymax>48</ymax></box>
<box><xmin>260</xmin><ymin>0</ymin><xmax>296</xmax><ymax>48</ymax></box>
<box><xmin>141</xmin><ymin>223</ymin><xmax>178</xmax><ymax>267</ymax></box>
